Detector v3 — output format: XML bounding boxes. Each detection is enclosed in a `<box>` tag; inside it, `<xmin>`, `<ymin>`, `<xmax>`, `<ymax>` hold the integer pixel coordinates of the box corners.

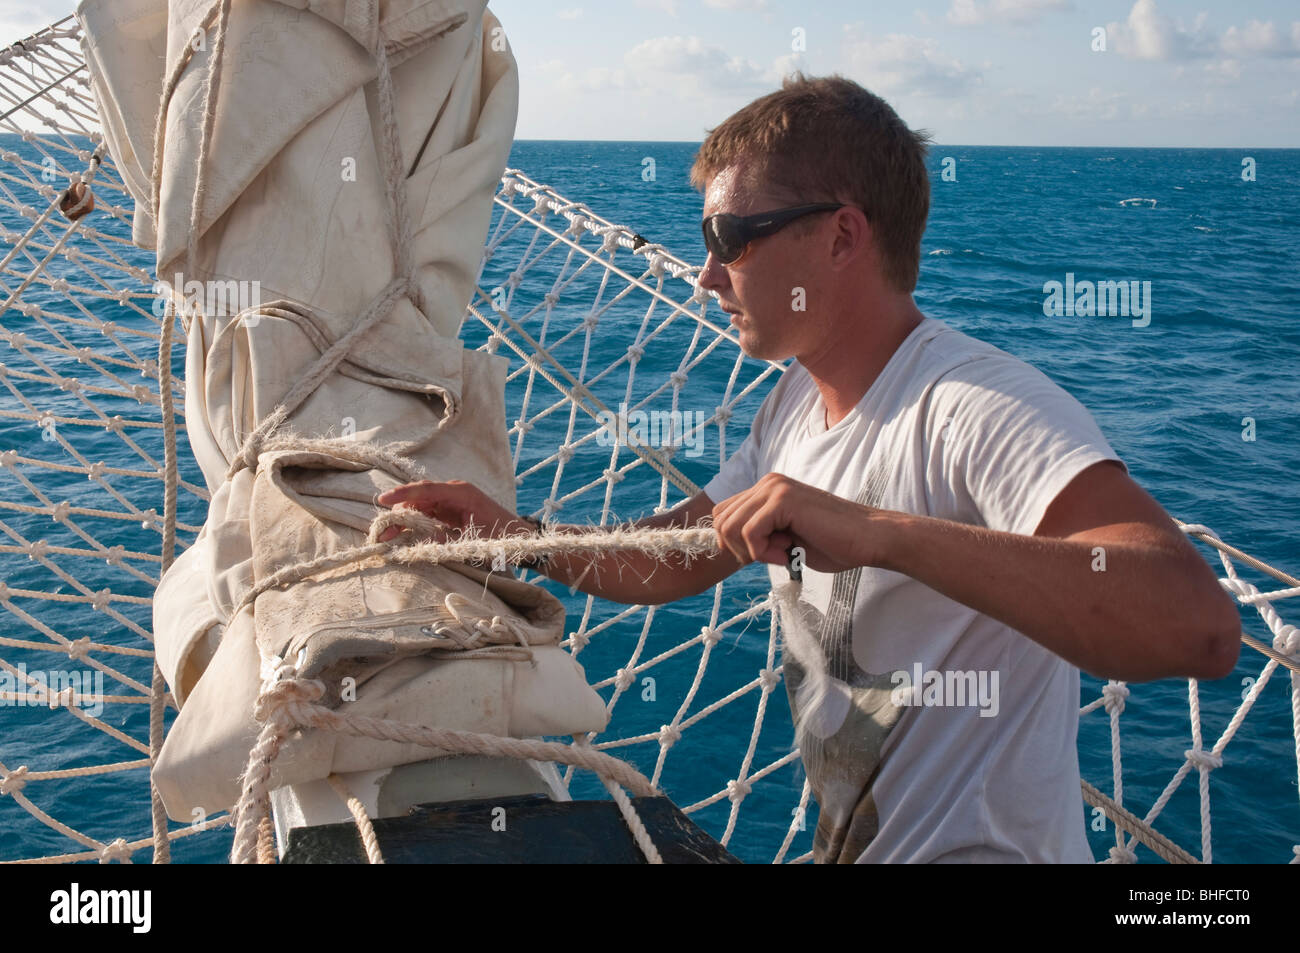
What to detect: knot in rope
<box><xmin>0</xmin><ymin>450</ymin><xmax>16</xmax><ymax>467</ymax></box>
<box><xmin>91</xmin><ymin>588</ymin><xmax>111</xmax><ymax>611</ymax></box>
<box><xmin>1185</xmin><ymin>748</ymin><xmax>1223</xmax><ymax>771</ymax></box>
<box><xmin>0</xmin><ymin>765</ymin><xmax>28</xmax><ymax>795</ymax></box>
<box><xmin>700</xmin><ymin>625</ymin><xmax>722</xmax><ymax>646</ymax></box>
<box><xmin>714</xmin><ymin>405</ymin><xmax>732</xmax><ymax>426</ymax></box>
<box><xmin>726</xmin><ymin>778</ymin><xmax>751</xmax><ymax>802</ymax></box>
<box><xmin>582</xmin><ymin>311</ymin><xmax>600</xmax><ymax>332</ymax></box>
<box><xmin>104</xmin><ymin>544</ymin><xmax>124</xmax><ymax>566</ymax></box>
<box><xmin>97</xmin><ymin>838</ymin><xmax>133</xmax><ymax>864</ymax></box>
<box><xmin>659</xmin><ymin>724</ymin><xmax>682</xmax><ymax>747</ymax></box>
<box><xmin>568</xmin><ymin>629</ymin><xmax>590</xmax><ymax>652</ymax></box>
<box><xmin>1221</xmin><ymin>576</ymin><xmax>1254</xmax><ymax>600</ymax></box>
<box><xmin>625</xmin><ymin>344</ymin><xmax>644</xmax><ymax>363</ymax></box>
<box><xmin>26</xmin><ymin>539</ymin><xmax>48</xmax><ymax>559</ymax></box>
<box><xmin>514</xmin><ymin>417</ymin><xmax>533</xmax><ymax>435</ymax></box>
<box><xmin>1274</xmin><ymin>624</ymin><xmax>1300</xmax><ymax>658</ymax></box>
<box><xmin>614</xmin><ymin>668</ymin><xmax>635</xmax><ymax>691</ymax></box>
<box><xmin>50</xmin><ymin>500</ymin><xmax>70</xmax><ymax>522</ymax></box>
<box><xmin>1108</xmin><ymin>844</ymin><xmax>1137</xmax><ymax>863</ymax></box>
<box><xmin>253</xmin><ymin>672</ymin><xmax>325</xmax><ymax>723</ymax></box>
<box><xmin>759</xmin><ymin>667</ymin><xmax>781</xmax><ymax>692</ymax></box>
<box><xmin>602</xmin><ymin>467</ymin><xmax>624</xmax><ymax>484</ymax></box>
<box><xmin>668</xmin><ymin>369</ymin><xmax>689</xmax><ymax>389</ymax></box>
<box><xmin>1102</xmin><ymin>681</ymin><xmax>1129</xmax><ymax>715</ymax></box>
<box><xmin>67</xmin><ymin>636</ymin><xmax>91</xmax><ymax>660</ymax></box>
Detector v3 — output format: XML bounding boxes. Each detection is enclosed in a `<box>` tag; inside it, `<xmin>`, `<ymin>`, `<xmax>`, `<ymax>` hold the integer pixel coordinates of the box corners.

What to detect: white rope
<box><xmin>326</xmin><ymin>774</ymin><xmax>385</xmax><ymax>865</ymax></box>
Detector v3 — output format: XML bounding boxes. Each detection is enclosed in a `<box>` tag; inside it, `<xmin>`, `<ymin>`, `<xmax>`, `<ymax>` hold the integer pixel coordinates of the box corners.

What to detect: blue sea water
<box><xmin>0</xmin><ymin>139</ymin><xmax>1296</xmax><ymax>863</ymax></box>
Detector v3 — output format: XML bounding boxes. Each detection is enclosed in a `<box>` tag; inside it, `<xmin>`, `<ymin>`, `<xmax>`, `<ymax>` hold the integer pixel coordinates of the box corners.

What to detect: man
<box><xmin>378</xmin><ymin>74</ymin><xmax>1240</xmax><ymax>863</ymax></box>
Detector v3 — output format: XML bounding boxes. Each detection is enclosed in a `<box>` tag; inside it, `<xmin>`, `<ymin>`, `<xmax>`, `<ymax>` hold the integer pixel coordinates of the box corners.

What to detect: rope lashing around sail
<box><xmin>231</xmin><ymin>657</ymin><xmax>668</xmax><ymax>865</ymax></box>
<box><xmin>222</xmin><ymin>485</ymin><xmax>724</xmax><ymax>865</ymax></box>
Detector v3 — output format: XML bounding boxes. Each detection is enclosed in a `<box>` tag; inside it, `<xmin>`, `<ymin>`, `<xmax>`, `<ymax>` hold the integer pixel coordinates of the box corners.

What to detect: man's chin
<box><xmin>736</xmin><ymin>332</ymin><xmax>786</xmax><ymax>362</ymax></box>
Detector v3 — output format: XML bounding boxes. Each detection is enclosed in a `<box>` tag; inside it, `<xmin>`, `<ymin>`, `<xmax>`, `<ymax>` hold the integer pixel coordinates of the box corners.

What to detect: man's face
<box><xmin>698</xmin><ymin>161</ymin><xmax>829</xmax><ymax>362</ymax></box>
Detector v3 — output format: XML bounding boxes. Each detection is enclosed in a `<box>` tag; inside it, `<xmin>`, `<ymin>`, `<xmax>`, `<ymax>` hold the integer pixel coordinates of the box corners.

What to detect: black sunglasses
<box><xmin>701</xmin><ymin>203</ymin><xmax>845</xmax><ymax>265</ymax></box>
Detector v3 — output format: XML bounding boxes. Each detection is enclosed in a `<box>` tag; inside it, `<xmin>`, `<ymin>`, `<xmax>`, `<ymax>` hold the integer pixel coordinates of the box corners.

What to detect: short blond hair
<box><xmin>691</xmin><ymin>74</ymin><xmax>932</xmax><ymax>292</ymax></box>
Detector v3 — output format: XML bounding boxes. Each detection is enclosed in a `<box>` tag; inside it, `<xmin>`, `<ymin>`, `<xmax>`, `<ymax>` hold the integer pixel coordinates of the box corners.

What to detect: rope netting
<box><xmin>0</xmin><ymin>15</ymin><xmax>1295</xmax><ymax>865</ymax></box>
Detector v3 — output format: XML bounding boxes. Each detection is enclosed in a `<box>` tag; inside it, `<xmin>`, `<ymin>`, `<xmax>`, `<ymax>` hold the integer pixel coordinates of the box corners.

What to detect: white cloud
<box><xmin>945</xmin><ymin>0</ymin><xmax>1070</xmax><ymax>27</ymax></box>
<box><xmin>772</xmin><ymin>51</ymin><xmax>806</xmax><ymax>81</ymax></box>
<box><xmin>556</xmin><ymin>8</ymin><xmax>583</xmax><ymax>21</ymax></box>
<box><xmin>540</xmin><ymin>58</ymin><xmax>628</xmax><ymax>92</ymax></box>
<box><xmin>1105</xmin><ymin>0</ymin><xmax>1213</xmax><ymax>60</ymax></box>
<box><xmin>1221</xmin><ymin>19</ymin><xmax>1300</xmax><ymax>58</ymax></box>
<box><xmin>1204</xmin><ymin>58</ymin><xmax>1242</xmax><ymax>82</ymax></box>
<box><xmin>625</xmin><ymin>35</ymin><xmax>768</xmax><ymax>92</ymax></box>
<box><xmin>1106</xmin><ymin>1</ymin><xmax>1300</xmax><ymax>64</ymax></box>
<box><xmin>541</xmin><ymin>35</ymin><xmax>771</xmax><ymax>98</ymax></box>
<box><xmin>842</xmin><ymin>28</ymin><xmax>980</xmax><ymax>98</ymax></box>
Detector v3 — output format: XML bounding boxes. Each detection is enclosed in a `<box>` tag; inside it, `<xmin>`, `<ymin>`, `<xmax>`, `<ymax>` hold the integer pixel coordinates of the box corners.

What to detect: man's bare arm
<box><xmin>530</xmin><ymin>491</ymin><xmax>744</xmax><ymax>604</ymax></box>
<box><xmin>376</xmin><ymin>481</ymin><xmax>742</xmax><ymax>605</ymax></box>
<box><xmin>710</xmin><ymin>462</ymin><xmax>1242</xmax><ymax>682</ymax></box>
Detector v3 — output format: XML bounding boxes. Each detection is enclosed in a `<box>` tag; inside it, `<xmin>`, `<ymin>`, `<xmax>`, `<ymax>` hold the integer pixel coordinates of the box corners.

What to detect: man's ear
<box><xmin>828</xmin><ymin>206</ymin><xmax>870</xmax><ymax>272</ymax></box>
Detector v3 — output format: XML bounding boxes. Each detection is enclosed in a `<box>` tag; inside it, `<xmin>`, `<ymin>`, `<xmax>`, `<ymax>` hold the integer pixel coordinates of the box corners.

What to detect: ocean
<box><xmin>0</xmin><ymin>139</ymin><xmax>1296</xmax><ymax>863</ymax></box>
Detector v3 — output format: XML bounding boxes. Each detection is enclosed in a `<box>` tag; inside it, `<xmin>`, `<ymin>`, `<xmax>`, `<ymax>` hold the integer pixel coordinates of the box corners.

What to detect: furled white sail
<box><xmin>76</xmin><ymin>0</ymin><xmax>607</xmax><ymax>819</ymax></box>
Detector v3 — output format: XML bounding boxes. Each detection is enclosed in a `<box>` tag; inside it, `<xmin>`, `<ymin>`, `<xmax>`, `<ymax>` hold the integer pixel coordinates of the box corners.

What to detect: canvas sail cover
<box><xmin>76</xmin><ymin>0</ymin><xmax>607</xmax><ymax>818</ymax></box>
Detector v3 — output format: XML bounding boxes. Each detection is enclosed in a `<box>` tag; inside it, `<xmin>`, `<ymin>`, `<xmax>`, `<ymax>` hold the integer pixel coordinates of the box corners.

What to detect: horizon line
<box><xmin>512</xmin><ymin>138</ymin><xmax>1300</xmax><ymax>150</ymax></box>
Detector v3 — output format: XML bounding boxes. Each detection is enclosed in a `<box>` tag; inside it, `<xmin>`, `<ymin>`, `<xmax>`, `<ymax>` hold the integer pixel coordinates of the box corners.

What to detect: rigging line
<box><xmin>0</xmin><ymin>61</ymin><xmax>84</xmax><ymax>124</ymax></box>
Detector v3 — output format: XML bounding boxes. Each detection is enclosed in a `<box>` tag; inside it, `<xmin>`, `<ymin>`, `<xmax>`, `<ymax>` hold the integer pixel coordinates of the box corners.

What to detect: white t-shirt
<box><xmin>703</xmin><ymin>315</ymin><xmax>1120</xmax><ymax>863</ymax></box>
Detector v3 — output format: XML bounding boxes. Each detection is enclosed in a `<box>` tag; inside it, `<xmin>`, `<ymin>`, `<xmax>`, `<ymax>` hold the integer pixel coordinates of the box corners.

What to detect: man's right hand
<box><xmin>375</xmin><ymin>480</ymin><xmax>530</xmax><ymax>544</ymax></box>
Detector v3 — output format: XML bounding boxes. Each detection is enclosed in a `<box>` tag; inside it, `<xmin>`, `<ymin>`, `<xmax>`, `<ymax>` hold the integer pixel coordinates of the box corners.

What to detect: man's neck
<box><xmin>802</xmin><ymin>298</ymin><xmax>925</xmax><ymax>429</ymax></box>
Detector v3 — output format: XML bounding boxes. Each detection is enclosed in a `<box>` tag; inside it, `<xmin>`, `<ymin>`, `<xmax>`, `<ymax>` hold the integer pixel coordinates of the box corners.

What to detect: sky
<box><xmin>11</xmin><ymin>0</ymin><xmax>1299</xmax><ymax>146</ymax></box>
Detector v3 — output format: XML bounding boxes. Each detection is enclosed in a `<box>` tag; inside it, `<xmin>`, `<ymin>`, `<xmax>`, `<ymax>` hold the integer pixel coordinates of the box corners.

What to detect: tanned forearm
<box><xmin>872</xmin><ymin>511</ymin><xmax>1240</xmax><ymax>682</ymax></box>
<box><xmin>521</xmin><ymin>508</ymin><xmax>732</xmax><ymax>605</ymax></box>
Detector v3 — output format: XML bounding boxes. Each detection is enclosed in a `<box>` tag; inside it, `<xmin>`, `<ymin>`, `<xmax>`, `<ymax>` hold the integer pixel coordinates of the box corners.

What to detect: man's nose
<box><xmin>698</xmin><ymin>250</ymin><xmax>729</xmax><ymax>293</ymax></box>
